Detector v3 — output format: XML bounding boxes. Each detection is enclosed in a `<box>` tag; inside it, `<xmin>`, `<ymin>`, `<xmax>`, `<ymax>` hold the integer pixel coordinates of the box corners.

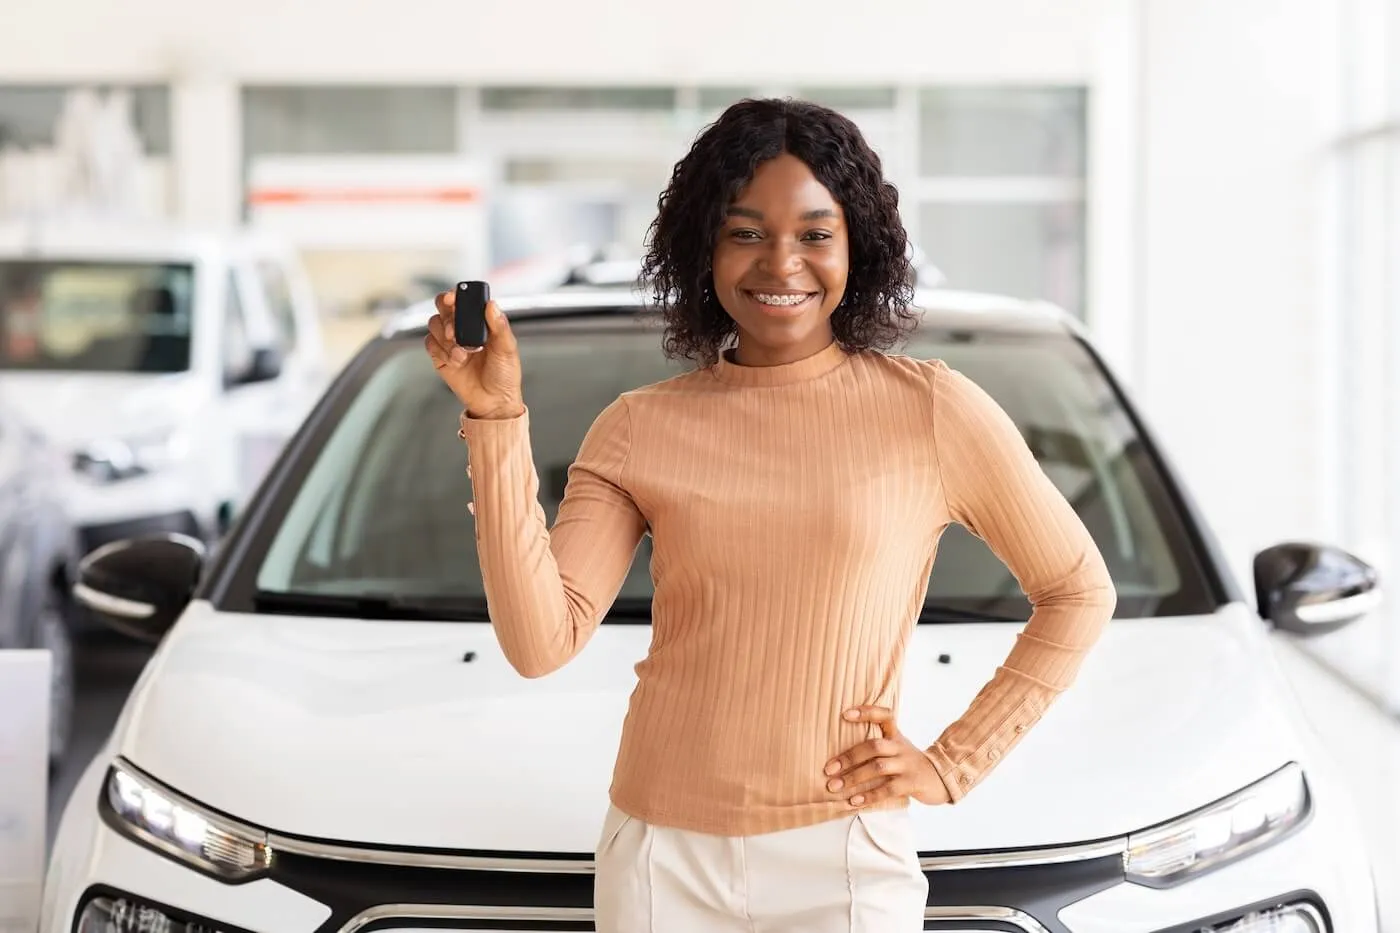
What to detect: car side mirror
<box><xmin>1253</xmin><ymin>541</ymin><xmax>1381</xmax><ymax>636</ymax></box>
<box><xmin>73</xmin><ymin>533</ymin><xmax>205</xmax><ymax>643</ymax></box>
<box><xmin>225</xmin><ymin>346</ymin><xmax>283</xmax><ymax>388</ymax></box>
<box><xmin>248</xmin><ymin>346</ymin><xmax>283</xmax><ymax>382</ymax></box>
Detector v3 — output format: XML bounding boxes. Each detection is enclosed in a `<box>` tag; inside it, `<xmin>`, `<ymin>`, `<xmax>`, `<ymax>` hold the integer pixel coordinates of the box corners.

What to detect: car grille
<box><xmin>332</xmin><ymin>905</ymin><xmax>1047</xmax><ymax>933</ymax></box>
<box><xmin>259</xmin><ymin>834</ymin><xmax>1117</xmax><ymax>933</ymax></box>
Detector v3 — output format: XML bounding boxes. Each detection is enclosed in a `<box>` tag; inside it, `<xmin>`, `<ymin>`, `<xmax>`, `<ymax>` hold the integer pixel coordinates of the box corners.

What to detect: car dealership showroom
<box><xmin>2</xmin><ymin>0</ymin><xmax>1399</xmax><ymax>931</ymax></box>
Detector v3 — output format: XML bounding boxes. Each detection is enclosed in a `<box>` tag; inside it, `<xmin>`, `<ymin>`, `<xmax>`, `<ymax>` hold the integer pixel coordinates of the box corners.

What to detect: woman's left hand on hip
<box><xmin>823</xmin><ymin>705</ymin><xmax>952</xmax><ymax>808</ymax></box>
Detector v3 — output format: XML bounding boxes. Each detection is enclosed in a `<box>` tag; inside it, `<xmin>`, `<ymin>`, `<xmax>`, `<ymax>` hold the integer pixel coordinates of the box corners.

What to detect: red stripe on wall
<box><xmin>247</xmin><ymin>187</ymin><xmax>481</xmax><ymax>205</ymax></box>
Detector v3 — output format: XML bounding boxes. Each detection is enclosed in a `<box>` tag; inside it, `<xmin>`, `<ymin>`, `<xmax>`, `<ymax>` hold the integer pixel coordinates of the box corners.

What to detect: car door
<box><xmin>209</xmin><ymin>265</ymin><xmax>292</xmax><ymax>521</ymax></box>
<box><xmin>249</xmin><ymin>244</ymin><xmax>328</xmax><ymax>419</ymax></box>
<box><xmin>0</xmin><ymin>411</ymin><xmax>30</xmax><ymax>648</ymax></box>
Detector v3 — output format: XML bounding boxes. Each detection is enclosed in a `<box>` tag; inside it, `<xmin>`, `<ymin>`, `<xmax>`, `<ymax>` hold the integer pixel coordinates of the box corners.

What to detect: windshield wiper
<box><xmin>596</xmin><ymin>601</ymin><xmax>1018</xmax><ymax>625</ymax></box>
<box><xmin>604</xmin><ymin>599</ymin><xmax>653</xmax><ymax>623</ymax></box>
<box><xmin>252</xmin><ymin>589</ymin><xmax>490</xmax><ymax>622</ymax></box>
<box><xmin>918</xmin><ymin>605</ymin><xmax>1025</xmax><ymax>624</ymax></box>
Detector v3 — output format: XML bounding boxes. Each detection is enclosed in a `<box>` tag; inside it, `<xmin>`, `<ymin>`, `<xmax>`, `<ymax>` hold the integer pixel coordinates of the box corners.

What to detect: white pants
<box><xmin>593</xmin><ymin>804</ymin><xmax>928</xmax><ymax>932</ymax></box>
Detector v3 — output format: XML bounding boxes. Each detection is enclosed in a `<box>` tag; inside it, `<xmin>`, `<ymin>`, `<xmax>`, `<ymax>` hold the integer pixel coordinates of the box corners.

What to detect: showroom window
<box><xmin>911</xmin><ymin>86</ymin><xmax>1088</xmax><ymax>317</ymax></box>
<box><xmin>241</xmin><ymin>82</ymin><xmax>1090</xmax><ymax>324</ymax></box>
<box><xmin>0</xmin><ymin>84</ymin><xmax>170</xmax><ymax>154</ymax></box>
<box><xmin>242</xmin><ymin>86</ymin><xmax>459</xmax><ymax>155</ymax></box>
<box><xmin>471</xmin><ymin>86</ymin><xmax>685</xmax><ymax>266</ymax></box>
<box><xmin>1307</xmin><ymin>0</ymin><xmax>1400</xmax><ymax>707</ymax></box>
<box><xmin>0</xmin><ymin>84</ymin><xmax>173</xmax><ymax>220</ymax></box>
<box><xmin>480</xmin><ymin>86</ymin><xmax>676</xmax><ymax>111</ymax></box>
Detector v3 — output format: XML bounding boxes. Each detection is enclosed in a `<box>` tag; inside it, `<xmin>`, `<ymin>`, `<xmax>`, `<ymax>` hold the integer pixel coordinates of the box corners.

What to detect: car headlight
<box><xmin>74</xmin><ymin>429</ymin><xmax>189</xmax><ymax>483</ymax></box>
<box><xmin>1125</xmin><ymin>761</ymin><xmax>1309</xmax><ymax>887</ymax></box>
<box><xmin>105</xmin><ymin>758</ymin><xmax>273</xmax><ymax>881</ymax></box>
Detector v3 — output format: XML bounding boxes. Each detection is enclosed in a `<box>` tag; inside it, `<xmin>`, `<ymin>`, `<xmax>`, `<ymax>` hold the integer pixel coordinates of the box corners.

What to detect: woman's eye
<box><xmin>730</xmin><ymin>230</ymin><xmax>760</xmax><ymax>240</ymax></box>
<box><xmin>803</xmin><ymin>231</ymin><xmax>833</xmax><ymax>241</ymax></box>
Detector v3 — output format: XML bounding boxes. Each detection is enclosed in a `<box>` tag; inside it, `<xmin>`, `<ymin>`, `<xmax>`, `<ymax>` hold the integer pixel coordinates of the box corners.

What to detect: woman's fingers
<box><xmin>427</xmin><ymin>314</ymin><xmax>481</xmax><ymax>366</ymax></box>
<box><xmin>847</xmin><ymin>777</ymin><xmax>908</xmax><ymax>808</ymax></box>
<box><xmin>434</xmin><ymin>290</ymin><xmax>457</xmax><ymax>343</ymax></box>
<box><xmin>483</xmin><ymin>300</ymin><xmax>517</xmax><ymax>355</ymax></box>
<box><xmin>830</xmin><ymin>747</ymin><xmax>904</xmax><ymax>792</ymax></box>
<box><xmin>424</xmin><ymin>333</ymin><xmax>452</xmax><ymax>370</ymax></box>
<box><xmin>427</xmin><ymin>312</ymin><xmax>449</xmax><ymax>347</ymax></box>
<box><xmin>825</xmin><ymin>735</ymin><xmax>898</xmax><ymax>778</ymax></box>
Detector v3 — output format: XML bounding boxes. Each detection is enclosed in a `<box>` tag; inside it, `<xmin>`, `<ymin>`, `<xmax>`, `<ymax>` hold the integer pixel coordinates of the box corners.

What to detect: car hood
<box><xmin>0</xmin><ymin>371</ymin><xmax>204</xmax><ymax>448</ymax></box>
<box><xmin>116</xmin><ymin>601</ymin><xmax>1309</xmax><ymax>854</ymax></box>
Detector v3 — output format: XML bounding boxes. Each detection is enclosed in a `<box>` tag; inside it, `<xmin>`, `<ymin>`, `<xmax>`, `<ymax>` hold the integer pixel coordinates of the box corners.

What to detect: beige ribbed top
<box><xmin>458</xmin><ymin>340</ymin><xmax>1116</xmax><ymax>836</ymax></box>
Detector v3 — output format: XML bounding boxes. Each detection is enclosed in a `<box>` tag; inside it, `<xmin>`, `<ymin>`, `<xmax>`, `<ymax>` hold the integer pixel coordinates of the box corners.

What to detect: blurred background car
<box><xmin>0</xmin><ymin>394</ymin><xmax>79</xmax><ymax>770</ymax></box>
<box><xmin>0</xmin><ymin>220</ymin><xmax>330</xmax><ymax>574</ymax></box>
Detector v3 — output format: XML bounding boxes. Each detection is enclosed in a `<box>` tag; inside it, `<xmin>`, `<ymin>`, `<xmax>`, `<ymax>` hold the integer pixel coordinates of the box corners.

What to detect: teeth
<box><xmin>753</xmin><ymin>293</ymin><xmax>808</xmax><ymax>306</ymax></box>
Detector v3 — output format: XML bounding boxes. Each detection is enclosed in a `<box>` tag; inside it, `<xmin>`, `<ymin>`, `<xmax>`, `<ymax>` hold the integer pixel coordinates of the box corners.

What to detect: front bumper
<box><xmin>43</xmin><ymin>792</ymin><xmax>1379</xmax><ymax>933</ymax></box>
<box><xmin>61</xmin><ymin>458</ymin><xmax>220</xmax><ymax>557</ymax></box>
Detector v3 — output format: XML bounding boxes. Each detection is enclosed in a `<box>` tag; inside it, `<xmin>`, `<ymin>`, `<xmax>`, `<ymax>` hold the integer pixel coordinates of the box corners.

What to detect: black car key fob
<box><xmin>454</xmin><ymin>280</ymin><xmax>490</xmax><ymax>348</ymax></box>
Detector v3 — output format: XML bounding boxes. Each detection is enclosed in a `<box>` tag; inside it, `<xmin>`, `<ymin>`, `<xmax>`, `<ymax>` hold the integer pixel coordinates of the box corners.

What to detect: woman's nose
<box><xmin>759</xmin><ymin>240</ymin><xmax>804</xmax><ymax>276</ymax></box>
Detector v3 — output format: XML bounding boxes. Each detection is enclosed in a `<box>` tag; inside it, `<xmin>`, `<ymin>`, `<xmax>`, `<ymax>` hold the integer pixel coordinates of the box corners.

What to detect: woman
<box><xmin>424</xmin><ymin>98</ymin><xmax>1117</xmax><ymax>933</ymax></box>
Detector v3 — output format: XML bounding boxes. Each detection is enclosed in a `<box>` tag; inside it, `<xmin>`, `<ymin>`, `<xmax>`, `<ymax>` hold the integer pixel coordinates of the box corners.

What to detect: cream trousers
<box><xmin>593</xmin><ymin>804</ymin><xmax>928</xmax><ymax>932</ymax></box>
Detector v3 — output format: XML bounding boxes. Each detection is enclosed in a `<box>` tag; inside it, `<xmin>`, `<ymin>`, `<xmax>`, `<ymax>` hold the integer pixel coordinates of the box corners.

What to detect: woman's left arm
<box><xmin>922</xmin><ymin>360</ymin><xmax>1117</xmax><ymax>803</ymax></box>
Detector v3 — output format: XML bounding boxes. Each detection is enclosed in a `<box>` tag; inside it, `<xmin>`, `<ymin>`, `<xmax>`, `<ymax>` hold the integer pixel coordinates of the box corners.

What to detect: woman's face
<box><xmin>711</xmin><ymin>152</ymin><xmax>850</xmax><ymax>365</ymax></box>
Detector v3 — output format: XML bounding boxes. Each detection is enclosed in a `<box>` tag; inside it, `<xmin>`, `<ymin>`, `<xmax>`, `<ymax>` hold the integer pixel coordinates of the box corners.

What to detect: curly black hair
<box><xmin>640</xmin><ymin>97</ymin><xmax>916</xmax><ymax>366</ymax></box>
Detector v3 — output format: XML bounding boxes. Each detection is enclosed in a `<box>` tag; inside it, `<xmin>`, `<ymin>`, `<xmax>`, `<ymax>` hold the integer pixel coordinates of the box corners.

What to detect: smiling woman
<box><xmin>364</xmin><ymin>97</ymin><xmax>1116</xmax><ymax>933</ymax></box>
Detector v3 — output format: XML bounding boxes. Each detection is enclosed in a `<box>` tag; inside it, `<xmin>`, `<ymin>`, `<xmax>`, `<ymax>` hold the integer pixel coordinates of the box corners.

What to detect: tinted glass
<box><xmin>251</xmin><ymin>314</ymin><xmax>1214</xmax><ymax>620</ymax></box>
<box><xmin>0</xmin><ymin>261</ymin><xmax>195</xmax><ymax>373</ymax></box>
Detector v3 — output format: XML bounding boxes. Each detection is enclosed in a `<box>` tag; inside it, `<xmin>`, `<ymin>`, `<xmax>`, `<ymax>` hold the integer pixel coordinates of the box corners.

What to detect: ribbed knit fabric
<box><xmin>458</xmin><ymin>340</ymin><xmax>1116</xmax><ymax>837</ymax></box>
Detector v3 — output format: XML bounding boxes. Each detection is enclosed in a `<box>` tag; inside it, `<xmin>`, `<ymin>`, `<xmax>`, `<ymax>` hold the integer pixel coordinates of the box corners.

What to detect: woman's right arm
<box><xmin>424</xmin><ymin>291</ymin><xmax>646</xmax><ymax>678</ymax></box>
<box><xmin>458</xmin><ymin>398</ymin><xmax>646</xmax><ymax>677</ymax></box>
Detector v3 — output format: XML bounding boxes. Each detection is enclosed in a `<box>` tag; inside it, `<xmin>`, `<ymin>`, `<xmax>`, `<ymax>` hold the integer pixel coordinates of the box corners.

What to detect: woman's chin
<box><xmin>732</xmin><ymin>317</ymin><xmax>836</xmax><ymax>362</ymax></box>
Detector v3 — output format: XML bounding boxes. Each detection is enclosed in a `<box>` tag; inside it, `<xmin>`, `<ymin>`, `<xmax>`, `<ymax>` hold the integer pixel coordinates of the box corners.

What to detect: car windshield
<box><xmin>248</xmin><ymin>311</ymin><xmax>1216</xmax><ymax>621</ymax></box>
<box><xmin>0</xmin><ymin>260</ymin><xmax>196</xmax><ymax>373</ymax></box>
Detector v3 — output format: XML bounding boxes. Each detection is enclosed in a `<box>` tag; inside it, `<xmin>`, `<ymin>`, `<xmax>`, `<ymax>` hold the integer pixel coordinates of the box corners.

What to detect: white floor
<box><xmin>1268</xmin><ymin>633</ymin><xmax>1400</xmax><ymax>930</ymax></box>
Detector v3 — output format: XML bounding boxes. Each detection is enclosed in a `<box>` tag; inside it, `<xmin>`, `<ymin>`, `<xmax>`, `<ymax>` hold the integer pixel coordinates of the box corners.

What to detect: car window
<box><xmin>0</xmin><ymin>260</ymin><xmax>195</xmax><ymax>373</ymax></box>
<box><xmin>222</xmin><ymin>271</ymin><xmax>256</xmax><ymax>384</ymax></box>
<box><xmin>250</xmin><ymin>315</ymin><xmax>1215</xmax><ymax>620</ymax></box>
<box><xmin>256</xmin><ymin>259</ymin><xmax>299</xmax><ymax>353</ymax></box>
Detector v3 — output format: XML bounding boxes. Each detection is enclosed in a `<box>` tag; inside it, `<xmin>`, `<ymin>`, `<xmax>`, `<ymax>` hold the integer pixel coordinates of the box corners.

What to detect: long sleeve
<box><xmin>923</xmin><ymin>361</ymin><xmax>1117</xmax><ymax>802</ymax></box>
<box><xmin>458</xmin><ymin>396</ymin><xmax>647</xmax><ymax>678</ymax></box>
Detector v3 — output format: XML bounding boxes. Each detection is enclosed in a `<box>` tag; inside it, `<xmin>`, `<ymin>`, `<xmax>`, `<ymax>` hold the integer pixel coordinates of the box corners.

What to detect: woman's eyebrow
<box><xmin>724</xmin><ymin>207</ymin><xmax>838</xmax><ymax>220</ymax></box>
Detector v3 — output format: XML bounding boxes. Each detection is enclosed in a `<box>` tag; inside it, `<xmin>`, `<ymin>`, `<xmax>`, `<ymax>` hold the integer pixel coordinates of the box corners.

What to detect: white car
<box><xmin>0</xmin><ymin>219</ymin><xmax>329</xmax><ymax>574</ymax></box>
<box><xmin>46</xmin><ymin>284</ymin><xmax>1383</xmax><ymax>933</ymax></box>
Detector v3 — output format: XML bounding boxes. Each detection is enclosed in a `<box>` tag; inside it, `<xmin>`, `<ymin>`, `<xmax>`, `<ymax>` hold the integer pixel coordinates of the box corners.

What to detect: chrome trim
<box><xmin>265</xmin><ymin>832</ymin><xmax>596</xmax><ymax>873</ymax></box>
<box><xmin>72</xmin><ymin>582</ymin><xmax>155</xmax><ymax>619</ymax></box>
<box><xmin>1294</xmin><ymin>588</ymin><xmax>1383</xmax><ymax>623</ymax></box>
<box><xmin>335</xmin><ymin>903</ymin><xmax>1048</xmax><ymax>933</ymax></box>
<box><xmin>337</xmin><ymin>905</ymin><xmax>591</xmax><ymax>933</ymax></box>
<box><xmin>114</xmin><ymin>751</ymin><xmax>1121</xmax><ymax>877</ymax></box>
<box><xmin>926</xmin><ymin>905</ymin><xmax>1050</xmax><ymax>932</ymax></box>
<box><xmin>269</xmin><ymin>829</ymin><xmax>1125</xmax><ymax>875</ymax></box>
<box><xmin>920</xmin><ymin>836</ymin><xmax>1126</xmax><ymax>871</ymax></box>
<box><xmin>1291</xmin><ymin>902</ymin><xmax>1327</xmax><ymax>931</ymax></box>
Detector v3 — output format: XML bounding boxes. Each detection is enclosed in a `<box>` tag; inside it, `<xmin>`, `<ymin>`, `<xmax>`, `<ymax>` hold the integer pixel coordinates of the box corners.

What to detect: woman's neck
<box><xmin>732</xmin><ymin>329</ymin><xmax>836</xmax><ymax>367</ymax></box>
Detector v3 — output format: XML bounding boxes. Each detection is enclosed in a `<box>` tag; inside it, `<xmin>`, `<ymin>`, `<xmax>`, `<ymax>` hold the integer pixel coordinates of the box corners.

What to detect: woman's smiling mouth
<box><xmin>745</xmin><ymin>290</ymin><xmax>820</xmax><ymax>315</ymax></box>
